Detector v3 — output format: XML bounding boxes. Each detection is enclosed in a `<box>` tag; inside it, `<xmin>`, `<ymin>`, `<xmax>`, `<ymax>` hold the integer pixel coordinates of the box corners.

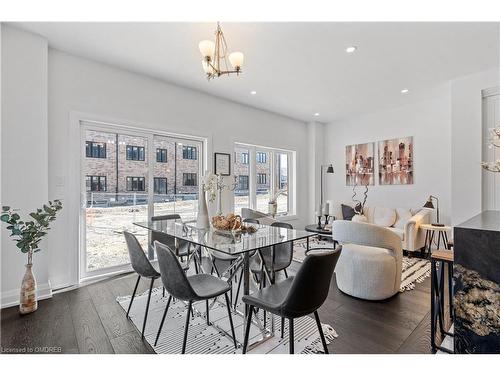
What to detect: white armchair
<box><xmin>332</xmin><ymin>220</ymin><xmax>403</xmax><ymax>300</ymax></box>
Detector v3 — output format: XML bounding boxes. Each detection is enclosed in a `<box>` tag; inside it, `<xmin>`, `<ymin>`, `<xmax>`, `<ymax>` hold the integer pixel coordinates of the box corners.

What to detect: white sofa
<box><xmin>332</xmin><ymin>220</ymin><xmax>403</xmax><ymax>300</ymax></box>
<box><xmin>332</xmin><ymin>204</ymin><xmax>430</xmax><ymax>253</ymax></box>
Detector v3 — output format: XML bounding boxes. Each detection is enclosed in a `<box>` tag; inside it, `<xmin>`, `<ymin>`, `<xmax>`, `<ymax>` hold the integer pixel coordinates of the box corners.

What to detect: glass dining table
<box><xmin>133</xmin><ymin>219</ymin><xmax>316</xmax><ymax>349</ymax></box>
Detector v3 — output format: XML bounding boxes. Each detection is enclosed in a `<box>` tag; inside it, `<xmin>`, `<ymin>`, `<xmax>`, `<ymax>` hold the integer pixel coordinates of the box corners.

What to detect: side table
<box><xmin>421</xmin><ymin>223</ymin><xmax>452</xmax><ymax>257</ymax></box>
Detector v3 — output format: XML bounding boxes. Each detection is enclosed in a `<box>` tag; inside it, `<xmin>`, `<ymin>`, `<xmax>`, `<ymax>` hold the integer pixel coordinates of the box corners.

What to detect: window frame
<box><xmin>238</xmin><ymin>175</ymin><xmax>249</xmax><ymax>190</ymax></box>
<box><xmin>234</xmin><ymin>143</ymin><xmax>295</xmax><ymax>217</ymax></box>
<box><xmin>126</xmin><ymin>176</ymin><xmax>146</xmax><ymax>191</ymax></box>
<box><xmin>256</xmin><ymin>151</ymin><xmax>267</xmax><ymax>163</ymax></box>
<box><xmin>241</xmin><ymin>152</ymin><xmax>249</xmax><ymax>165</ymax></box>
<box><xmin>156</xmin><ymin>148</ymin><xmax>168</xmax><ymax>163</ymax></box>
<box><xmin>86</xmin><ymin>175</ymin><xmax>107</xmax><ymax>192</ymax></box>
<box><xmin>85</xmin><ymin>141</ymin><xmax>107</xmax><ymax>159</ymax></box>
<box><xmin>182</xmin><ymin>172</ymin><xmax>198</xmax><ymax>186</ymax></box>
<box><xmin>153</xmin><ymin>177</ymin><xmax>168</xmax><ymax>194</ymax></box>
<box><xmin>126</xmin><ymin>145</ymin><xmax>145</xmax><ymax>161</ymax></box>
<box><xmin>182</xmin><ymin>145</ymin><xmax>198</xmax><ymax>160</ymax></box>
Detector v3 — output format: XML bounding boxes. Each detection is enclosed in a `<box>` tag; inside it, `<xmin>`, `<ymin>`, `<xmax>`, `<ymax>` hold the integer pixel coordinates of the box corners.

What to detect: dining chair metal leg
<box><xmin>154</xmin><ymin>295</ymin><xmax>172</xmax><ymax>346</ymax></box>
<box><xmin>289</xmin><ymin>318</ymin><xmax>294</xmax><ymax>354</ymax></box>
<box><xmin>182</xmin><ymin>301</ymin><xmax>193</xmax><ymax>354</ymax></box>
<box><xmin>141</xmin><ymin>277</ymin><xmax>155</xmax><ymax>340</ymax></box>
<box><xmin>281</xmin><ymin>317</ymin><xmax>285</xmax><ymax>339</ymax></box>
<box><xmin>206</xmin><ymin>299</ymin><xmax>210</xmax><ymax>325</ymax></box>
<box><xmin>126</xmin><ymin>275</ymin><xmax>141</xmax><ymax>318</ymax></box>
<box><xmin>224</xmin><ymin>293</ymin><xmax>238</xmax><ymax>349</ymax></box>
<box><xmin>284</xmin><ymin>269</ymin><xmax>289</xmax><ymax>278</ymax></box>
<box><xmin>162</xmin><ymin>286</ymin><xmax>165</xmax><ymax>298</ymax></box>
<box><xmin>234</xmin><ymin>268</ymin><xmax>243</xmax><ymax>309</ymax></box>
<box><xmin>314</xmin><ymin>310</ymin><xmax>329</xmax><ymax>354</ymax></box>
<box><xmin>242</xmin><ymin>305</ymin><xmax>254</xmax><ymax>354</ymax></box>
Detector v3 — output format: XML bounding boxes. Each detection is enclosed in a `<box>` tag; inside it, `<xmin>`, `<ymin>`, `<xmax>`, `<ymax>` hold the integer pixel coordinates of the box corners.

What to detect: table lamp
<box><xmin>423</xmin><ymin>195</ymin><xmax>443</xmax><ymax>227</ymax></box>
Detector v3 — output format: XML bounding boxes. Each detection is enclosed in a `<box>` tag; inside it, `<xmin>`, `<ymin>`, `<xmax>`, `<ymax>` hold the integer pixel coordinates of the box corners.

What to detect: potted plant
<box><xmin>1</xmin><ymin>200</ymin><xmax>63</xmax><ymax>314</ymax></box>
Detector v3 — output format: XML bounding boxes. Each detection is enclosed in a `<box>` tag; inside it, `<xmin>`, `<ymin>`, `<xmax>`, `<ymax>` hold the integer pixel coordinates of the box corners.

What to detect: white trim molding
<box><xmin>1</xmin><ymin>282</ymin><xmax>53</xmax><ymax>309</ymax></box>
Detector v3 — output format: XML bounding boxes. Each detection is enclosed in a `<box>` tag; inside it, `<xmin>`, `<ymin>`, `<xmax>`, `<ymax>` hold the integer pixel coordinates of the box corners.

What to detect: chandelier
<box><xmin>198</xmin><ymin>23</ymin><xmax>244</xmax><ymax>80</ymax></box>
<box><xmin>481</xmin><ymin>126</ymin><xmax>500</xmax><ymax>172</ymax></box>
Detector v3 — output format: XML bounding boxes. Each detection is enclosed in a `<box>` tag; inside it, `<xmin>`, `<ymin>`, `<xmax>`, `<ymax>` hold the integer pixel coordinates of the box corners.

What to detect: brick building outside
<box><xmin>84</xmin><ymin>131</ymin><xmax>200</xmax><ymax>204</ymax></box>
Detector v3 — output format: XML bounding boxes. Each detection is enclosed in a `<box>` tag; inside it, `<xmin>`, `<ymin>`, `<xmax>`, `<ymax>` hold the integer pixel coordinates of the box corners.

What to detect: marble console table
<box><xmin>454</xmin><ymin>211</ymin><xmax>500</xmax><ymax>353</ymax></box>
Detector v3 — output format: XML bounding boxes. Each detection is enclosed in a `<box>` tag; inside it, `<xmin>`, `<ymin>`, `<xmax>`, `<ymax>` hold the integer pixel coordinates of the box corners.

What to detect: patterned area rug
<box><xmin>117</xmin><ymin>287</ymin><xmax>338</xmax><ymax>354</ymax></box>
<box><xmin>293</xmin><ymin>238</ymin><xmax>431</xmax><ymax>292</ymax></box>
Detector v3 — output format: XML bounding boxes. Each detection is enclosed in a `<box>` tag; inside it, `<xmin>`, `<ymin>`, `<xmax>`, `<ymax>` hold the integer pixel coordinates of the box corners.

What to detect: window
<box><xmin>86</xmin><ymin>175</ymin><xmax>106</xmax><ymax>192</ymax></box>
<box><xmin>154</xmin><ymin>177</ymin><xmax>167</xmax><ymax>194</ymax></box>
<box><xmin>183</xmin><ymin>173</ymin><xmax>197</xmax><ymax>186</ymax></box>
<box><xmin>126</xmin><ymin>145</ymin><xmax>145</xmax><ymax>161</ymax></box>
<box><xmin>126</xmin><ymin>176</ymin><xmax>145</xmax><ymax>191</ymax></box>
<box><xmin>257</xmin><ymin>173</ymin><xmax>267</xmax><ymax>185</ymax></box>
<box><xmin>156</xmin><ymin>148</ymin><xmax>167</xmax><ymax>163</ymax></box>
<box><xmin>86</xmin><ymin>141</ymin><xmax>106</xmax><ymax>158</ymax></box>
<box><xmin>257</xmin><ymin>152</ymin><xmax>267</xmax><ymax>163</ymax></box>
<box><xmin>238</xmin><ymin>175</ymin><xmax>249</xmax><ymax>190</ymax></box>
<box><xmin>234</xmin><ymin>144</ymin><xmax>294</xmax><ymax>216</ymax></box>
<box><xmin>183</xmin><ymin>146</ymin><xmax>197</xmax><ymax>160</ymax></box>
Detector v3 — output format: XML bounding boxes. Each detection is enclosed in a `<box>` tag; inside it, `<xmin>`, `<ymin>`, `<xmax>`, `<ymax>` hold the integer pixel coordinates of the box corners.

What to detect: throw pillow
<box><xmin>341</xmin><ymin>204</ymin><xmax>355</xmax><ymax>220</ymax></box>
<box><xmin>395</xmin><ymin>208</ymin><xmax>412</xmax><ymax>229</ymax></box>
<box><xmin>373</xmin><ymin>207</ymin><xmax>397</xmax><ymax>227</ymax></box>
<box><xmin>341</xmin><ymin>203</ymin><xmax>363</xmax><ymax>220</ymax></box>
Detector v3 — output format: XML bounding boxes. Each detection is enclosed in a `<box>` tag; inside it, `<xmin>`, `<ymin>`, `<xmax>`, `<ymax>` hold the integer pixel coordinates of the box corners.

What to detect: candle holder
<box><xmin>317</xmin><ymin>215</ymin><xmax>323</xmax><ymax>229</ymax></box>
<box><xmin>324</xmin><ymin>214</ymin><xmax>330</xmax><ymax>226</ymax></box>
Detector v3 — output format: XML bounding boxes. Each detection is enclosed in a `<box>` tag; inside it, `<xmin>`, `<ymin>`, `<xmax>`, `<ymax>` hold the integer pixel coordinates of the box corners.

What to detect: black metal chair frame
<box><xmin>123</xmin><ymin>231</ymin><xmax>161</xmax><ymax>340</ymax></box>
<box><xmin>154</xmin><ymin>240</ymin><xmax>238</xmax><ymax>353</ymax></box>
<box><xmin>242</xmin><ymin>247</ymin><xmax>341</xmax><ymax>354</ymax></box>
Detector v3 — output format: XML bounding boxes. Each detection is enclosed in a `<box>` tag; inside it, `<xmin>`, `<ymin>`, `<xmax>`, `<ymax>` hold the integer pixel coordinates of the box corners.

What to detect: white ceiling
<box><xmin>12</xmin><ymin>22</ymin><xmax>500</xmax><ymax>122</ymax></box>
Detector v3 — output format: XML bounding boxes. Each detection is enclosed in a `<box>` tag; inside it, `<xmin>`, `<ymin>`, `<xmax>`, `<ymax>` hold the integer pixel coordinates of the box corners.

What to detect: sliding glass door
<box><xmin>80</xmin><ymin>122</ymin><xmax>204</xmax><ymax>280</ymax></box>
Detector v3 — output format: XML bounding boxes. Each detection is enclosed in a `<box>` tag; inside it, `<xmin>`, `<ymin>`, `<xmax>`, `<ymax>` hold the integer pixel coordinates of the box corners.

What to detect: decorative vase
<box><xmin>268</xmin><ymin>202</ymin><xmax>277</xmax><ymax>217</ymax></box>
<box><xmin>196</xmin><ymin>191</ymin><xmax>210</xmax><ymax>229</ymax></box>
<box><xmin>20</xmin><ymin>264</ymin><xmax>37</xmax><ymax>315</ymax></box>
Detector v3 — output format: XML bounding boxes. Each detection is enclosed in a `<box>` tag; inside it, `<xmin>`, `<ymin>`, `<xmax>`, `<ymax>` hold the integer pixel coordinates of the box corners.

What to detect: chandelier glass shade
<box><xmin>482</xmin><ymin>126</ymin><xmax>500</xmax><ymax>173</ymax></box>
<box><xmin>198</xmin><ymin>23</ymin><xmax>244</xmax><ymax>80</ymax></box>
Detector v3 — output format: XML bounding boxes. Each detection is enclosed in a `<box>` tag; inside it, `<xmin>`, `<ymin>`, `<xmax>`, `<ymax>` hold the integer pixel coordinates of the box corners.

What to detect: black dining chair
<box><xmin>154</xmin><ymin>241</ymin><xmax>238</xmax><ymax>353</ymax></box>
<box><xmin>250</xmin><ymin>221</ymin><xmax>294</xmax><ymax>282</ymax></box>
<box><xmin>242</xmin><ymin>247</ymin><xmax>342</xmax><ymax>354</ymax></box>
<box><xmin>150</xmin><ymin>214</ymin><xmax>199</xmax><ymax>272</ymax></box>
<box><xmin>123</xmin><ymin>231</ymin><xmax>161</xmax><ymax>340</ymax></box>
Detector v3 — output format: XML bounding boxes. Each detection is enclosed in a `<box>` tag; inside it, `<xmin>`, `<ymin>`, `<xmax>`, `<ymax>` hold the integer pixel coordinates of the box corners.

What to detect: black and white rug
<box><xmin>293</xmin><ymin>239</ymin><xmax>431</xmax><ymax>292</ymax></box>
<box><xmin>117</xmin><ymin>287</ymin><xmax>338</xmax><ymax>354</ymax></box>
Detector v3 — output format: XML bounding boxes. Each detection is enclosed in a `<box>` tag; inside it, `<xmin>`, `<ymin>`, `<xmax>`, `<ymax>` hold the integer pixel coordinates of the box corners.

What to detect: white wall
<box><xmin>450</xmin><ymin>69</ymin><xmax>499</xmax><ymax>225</ymax></box>
<box><xmin>324</xmin><ymin>91</ymin><xmax>452</xmax><ymax>224</ymax></box>
<box><xmin>1</xmin><ymin>26</ymin><xmax>50</xmax><ymax>307</ymax></box>
<box><xmin>48</xmin><ymin>48</ymin><xmax>309</xmax><ymax>289</ymax></box>
<box><xmin>307</xmin><ymin>122</ymin><xmax>326</xmax><ymax>223</ymax></box>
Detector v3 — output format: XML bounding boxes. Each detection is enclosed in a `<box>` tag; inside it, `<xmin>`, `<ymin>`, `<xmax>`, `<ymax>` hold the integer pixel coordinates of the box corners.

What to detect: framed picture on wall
<box><xmin>345</xmin><ymin>142</ymin><xmax>375</xmax><ymax>186</ymax></box>
<box><xmin>378</xmin><ymin>136</ymin><xmax>414</xmax><ymax>185</ymax></box>
<box><xmin>214</xmin><ymin>152</ymin><xmax>231</xmax><ymax>176</ymax></box>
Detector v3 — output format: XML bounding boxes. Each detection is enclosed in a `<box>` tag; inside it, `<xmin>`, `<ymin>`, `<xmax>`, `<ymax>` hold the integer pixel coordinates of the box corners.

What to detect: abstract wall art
<box><xmin>345</xmin><ymin>142</ymin><xmax>375</xmax><ymax>186</ymax></box>
<box><xmin>378</xmin><ymin>136</ymin><xmax>414</xmax><ymax>185</ymax></box>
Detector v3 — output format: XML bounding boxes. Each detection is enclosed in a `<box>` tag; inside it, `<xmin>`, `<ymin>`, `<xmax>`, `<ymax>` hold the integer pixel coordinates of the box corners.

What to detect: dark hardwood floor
<box><xmin>1</xmin><ymin>258</ymin><xmax>450</xmax><ymax>354</ymax></box>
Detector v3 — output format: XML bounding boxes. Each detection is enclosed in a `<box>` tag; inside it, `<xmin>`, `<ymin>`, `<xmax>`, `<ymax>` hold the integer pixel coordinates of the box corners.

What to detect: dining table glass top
<box><xmin>133</xmin><ymin>220</ymin><xmax>315</xmax><ymax>256</ymax></box>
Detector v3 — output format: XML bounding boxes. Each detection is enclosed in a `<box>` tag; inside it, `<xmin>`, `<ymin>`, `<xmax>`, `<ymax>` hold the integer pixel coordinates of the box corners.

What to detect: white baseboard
<box><xmin>1</xmin><ymin>282</ymin><xmax>52</xmax><ymax>309</ymax></box>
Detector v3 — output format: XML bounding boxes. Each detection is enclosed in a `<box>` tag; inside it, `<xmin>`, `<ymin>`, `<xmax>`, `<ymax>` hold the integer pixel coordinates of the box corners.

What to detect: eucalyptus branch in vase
<box><xmin>482</xmin><ymin>126</ymin><xmax>500</xmax><ymax>172</ymax></box>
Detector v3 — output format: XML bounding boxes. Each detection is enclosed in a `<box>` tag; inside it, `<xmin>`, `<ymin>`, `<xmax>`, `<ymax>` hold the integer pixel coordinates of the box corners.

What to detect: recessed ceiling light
<box><xmin>314</xmin><ymin>113</ymin><xmax>320</xmax><ymax>117</ymax></box>
<box><xmin>250</xmin><ymin>90</ymin><xmax>257</xmax><ymax>95</ymax></box>
<box><xmin>401</xmin><ymin>88</ymin><xmax>409</xmax><ymax>94</ymax></box>
<box><xmin>345</xmin><ymin>46</ymin><xmax>357</xmax><ymax>53</ymax></box>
